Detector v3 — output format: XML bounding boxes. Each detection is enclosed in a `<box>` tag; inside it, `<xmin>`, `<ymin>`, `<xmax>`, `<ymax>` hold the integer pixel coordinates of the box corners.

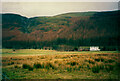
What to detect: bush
<box><xmin>54</xmin><ymin>60</ymin><xmax>58</xmax><ymax>63</ymax></box>
<box><xmin>28</xmin><ymin>67</ymin><xmax>34</xmax><ymax>71</ymax></box>
<box><xmin>87</xmin><ymin>65</ymin><xmax>90</xmax><ymax>69</ymax></box>
<box><xmin>108</xmin><ymin>59</ymin><xmax>115</xmax><ymax>63</ymax></box>
<box><xmin>11</xmin><ymin>62</ymin><xmax>14</xmax><ymax>64</ymax></box>
<box><xmin>34</xmin><ymin>63</ymin><xmax>43</xmax><ymax>69</ymax></box>
<box><xmin>105</xmin><ymin>59</ymin><xmax>115</xmax><ymax>63</ymax></box>
<box><xmin>14</xmin><ymin>65</ymin><xmax>19</xmax><ymax>68</ymax></box>
<box><xmin>117</xmin><ymin>62</ymin><xmax>120</xmax><ymax>67</ymax></box>
<box><xmin>8</xmin><ymin>62</ymin><xmax>14</xmax><ymax>65</ymax></box>
<box><xmin>73</xmin><ymin>67</ymin><xmax>77</xmax><ymax>71</ymax></box>
<box><xmin>95</xmin><ymin>58</ymin><xmax>100</xmax><ymax>62</ymax></box>
<box><xmin>22</xmin><ymin>64</ymin><xmax>33</xmax><ymax>71</ymax></box>
<box><xmin>105</xmin><ymin>64</ymin><xmax>114</xmax><ymax>72</ymax></box>
<box><xmin>87</xmin><ymin>59</ymin><xmax>95</xmax><ymax>64</ymax></box>
<box><xmin>68</xmin><ymin>61</ymin><xmax>78</xmax><ymax>66</ymax></box>
<box><xmin>23</xmin><ymin>64</ymin><xmax>29</xmax><ymax>69</ymax></box>
<box><xmin>99</xmin><ymin>64</ymin><xmax>105</xmax><ymax>70</ymax></box>
<box><xmin>66</xmin><ymin>67</ymin><xmax>72</xmax><ymax>72</ymax></box>
<box><xmin>45</xmin><ymin>62</ymin><xmax>57</xmax><ymax>69</ymax></box>
<box><xmin>78</xmin><ymin>65</ymin><xmax>82</xmax><ymax>70</ymax></box>
<box><xmin>100</xmin><ymin>58</ymin><xmax>104</xmax><ymax>62</ymax></box>
<box><xmin>92</xmin><ymin>65</ymin><xmax>100</xmax><ymax>73</ymax></box>
<box><xmin>33</xmin><ymin>62</ymin><xmax>57</xmax><ymax>70</ymax></box>
<box><xmin>8</xmin><ymin>63</ymin><xmax>11</xmax><ymax>65</ymax></box>
<box><xmin>41</xmin><ymin>57</ymin><xmax>45</xmax><ymax>59</ymax></box>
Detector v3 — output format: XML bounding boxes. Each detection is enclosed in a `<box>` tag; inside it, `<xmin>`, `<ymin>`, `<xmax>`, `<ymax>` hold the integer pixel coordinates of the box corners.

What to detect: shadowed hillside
<box><xmin>2</xmin><ymin>10</ymin><xmax>120</xmax><ymax>50</ymax></box>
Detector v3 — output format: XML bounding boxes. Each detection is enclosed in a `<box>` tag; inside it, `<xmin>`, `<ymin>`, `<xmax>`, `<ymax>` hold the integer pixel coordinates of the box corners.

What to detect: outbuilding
<box><xmin>90</xmin><ymin>46</ymin><xmax>100</xmax><ymax>51</ymax></box>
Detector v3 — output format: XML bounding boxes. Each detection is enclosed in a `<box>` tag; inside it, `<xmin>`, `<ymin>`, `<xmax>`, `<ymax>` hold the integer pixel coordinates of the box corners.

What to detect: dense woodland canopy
<box><xmin>2</xmin><ymin>10</ymin><xmax>120</xmax><ymax>50</ymax></box>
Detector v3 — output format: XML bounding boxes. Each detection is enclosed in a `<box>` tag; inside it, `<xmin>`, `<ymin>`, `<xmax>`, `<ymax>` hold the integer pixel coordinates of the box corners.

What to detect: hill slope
<box><xmin>2</xmin><ymin>10</ymin><xmax>120</xmax><ymax>49</ymax></box>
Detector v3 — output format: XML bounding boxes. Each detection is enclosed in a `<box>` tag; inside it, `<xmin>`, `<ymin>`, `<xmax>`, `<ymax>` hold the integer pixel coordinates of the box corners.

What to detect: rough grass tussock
<box><xmin>8</xmin><ymin>62</ymin><xmax>14</xmax><ymax>65</ymax></box>
<box><xmin>105</xmin><ymin>64</ymin><xmax>115</xmax><ymax>72</ymax></box>
<box><xmin>22</xmin><ymin>64</ymin><xmax>33</xmax><ymax>71</ymax></box>
<box><xmin>34</xmin><ymin>63</ymin><xmax>43</xmax><ymax>69</ymax></box>
<box><xmin>92</xmin><ymin>64</ymin><xmax>100</xmax><ymax>73</ymax></box>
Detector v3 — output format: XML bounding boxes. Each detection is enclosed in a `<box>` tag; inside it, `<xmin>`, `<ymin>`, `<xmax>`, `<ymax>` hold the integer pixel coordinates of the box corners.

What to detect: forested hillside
<box><xmin>2</xmin><ymin>10</ymin><xmax>120</xmax><ymax>50</ymax></box>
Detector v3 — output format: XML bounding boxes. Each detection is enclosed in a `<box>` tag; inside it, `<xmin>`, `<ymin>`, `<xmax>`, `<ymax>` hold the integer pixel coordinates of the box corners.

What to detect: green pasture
<box><xmin>2</xmin><ymin>49</ymin><xmax>119</xmax><ymax>56</ymax></box>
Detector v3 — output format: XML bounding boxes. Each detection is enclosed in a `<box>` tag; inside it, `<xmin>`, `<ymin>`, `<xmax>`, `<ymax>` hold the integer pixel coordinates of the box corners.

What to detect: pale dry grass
<box><xmin>2</xmin><ymin>50</ymin><xmax>120</xmax><ymax>79</ymax></box>
<box><xmin>2</xmin><ymin>51</ymin><xmax>120</xmax><ymax>74</ymax></box>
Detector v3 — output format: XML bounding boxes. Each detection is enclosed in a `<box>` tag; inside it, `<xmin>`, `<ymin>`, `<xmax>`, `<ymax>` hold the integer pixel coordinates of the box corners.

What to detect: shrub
<box><xmin>70</xmin><ymin>61</ymin><xmax>78</xmax><ymax>66</ymax></box>
<box><xmin>73</xmin><ymin>67</ymin><xmax>77</xmax><ymax>71</ymax></box>
<box><xmin>87</xmin><ymin>65</ymin><xmax>90</xmax><ymax>69</ymax></box>
<box><xmin>89</xmin><ymin>59</ymin><xmax>95</xmax><ymax>64</ymax></box>
<box><xmin>8</xmin><ymin>63</ymin><xmax>11</xmax><ymax>65</ymax></box>
<box><xmin>104</xmin><ymin>59</ymin><xmax>115</xmax><ymax>63</ymax></box>
<box><xmin>92</xmin><ymin>65</ymin><xmax>100</xmax><ymax>73</ymax></box>
<box><xmin>23</xmin><ymin>64</ymin><xmax>29</xmax><ymax>69</ymax></box>
<box><xmin>8</xmin><ymin>62</ymin><xmax>14</xmax><ymax>65</ymax></box>
<box><xmin>54</xmin><ymin>60</ymin><xmax>58</xmax><ymax>63</ymax></box>
<box><xmin>2</xmin><ymin>60</ymin><xmax>7</xmax><ymax>62</ymax></box>
<box><xmin>105</xmin><ymin>64</ymin><xmax>114</xmax><ymax>72</ymax></box>
<box><xmin>45</xmin><ymin>62</ymin><xmax>50</xmax><ymax>69</ymax></box>
<box><xmin>48</xmin><ymin>62</ymin><xmax>56</xmax><ymax>69</ymax></box>
<box><xmin>22</xmin><ymin>64</ymin><xmax>33</xmax><ymax>71</ymax></box>
<box><xmin>34</xmin><ymin>63</ymin><xmax>43</xmax><ymax>69</ymax></box>
<box><xmin>14</xmin><ymin>65</ymin><xmax>19</xmax><ymax>68</ymax></box>
<box><xmin>108</xmin><ymin>59</ymin><xmax>115</xmax><ymax>63</ymax></box>
<box><xmin>11</xmin><ymin>62</ymin><xmax>14</xmax><ymax>65</ymax></box>
<box><xmin>116</xmin><ymin>62</ymin><xmax>120</xmax><ymax>67</ymax></box>
<box><xmin>51</xmin><ymin>65</ymin><xmax>57</xmax><ymax>69</ymax></box>
<box><xmin>100</xmin><ymin>58</ymin><xmax>104</xmax><ymax>62</ymax></box>
<box><xmin>87</xmin><ymin>63</ymin><xmax>93</xmax><ymax>69</ymax></box>
<box><xmin>78</xmin><ymin>65</ymin><xmax>82</xmax><ymax>70</ymax></box>
<box><xmin>66</xmin><ymin>67</ymin><xmax>72</xmax><ymax>72</ymax></box>
<box><xmin>95</xmin><ymin>58</ymin><xmax>100</xmax><ymax>62</ymax></box>
<box><xmin>27</xmin><ymin>58</ymin><xmax>32</xmax><ymax>60</ymax></box>
<box><xmin>99</xmin><ymin>64</ymin><xmax>105</xmax><ymax>70</ymax></box>
<box><xmin>41</xmin><ymin>57</ymin><xmax>45</xmax><ymax>59</ymax></box>
<box><xmin>28</xmin><ymin>67</ymin><xmax>34</xmax><ymax>71</ymax></box>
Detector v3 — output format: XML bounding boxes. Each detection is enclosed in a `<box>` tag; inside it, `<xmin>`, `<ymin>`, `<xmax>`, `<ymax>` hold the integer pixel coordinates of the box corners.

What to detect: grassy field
<box><xmin>2</xmin><ymin>49</ymin><xmax>120</xmax><ymax>79</ymax></box>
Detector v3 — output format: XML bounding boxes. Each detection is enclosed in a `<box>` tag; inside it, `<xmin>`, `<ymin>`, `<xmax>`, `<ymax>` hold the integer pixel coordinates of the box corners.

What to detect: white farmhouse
<box><xmin>90</xmin><ymin>46</ymin><xmax>100</xmax><ymax>51</ymax></box>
